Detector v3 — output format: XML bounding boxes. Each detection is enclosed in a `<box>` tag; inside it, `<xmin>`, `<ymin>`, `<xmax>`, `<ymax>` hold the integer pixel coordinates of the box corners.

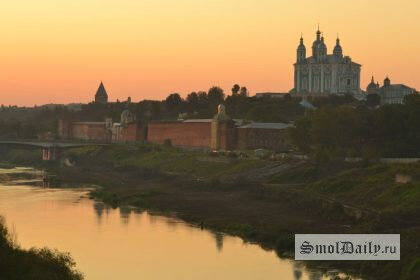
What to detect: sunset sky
<box><xmin>0</xmin><ymin>0</ymin><xmax>419</xmax><ymax>106</ymax></box>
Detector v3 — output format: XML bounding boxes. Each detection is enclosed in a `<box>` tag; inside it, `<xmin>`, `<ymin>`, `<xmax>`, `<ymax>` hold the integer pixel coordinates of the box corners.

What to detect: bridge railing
<box><xmin>0</xmin><ymin>138</ymin><xmax>111</xmax><ymax>145</ymax></box>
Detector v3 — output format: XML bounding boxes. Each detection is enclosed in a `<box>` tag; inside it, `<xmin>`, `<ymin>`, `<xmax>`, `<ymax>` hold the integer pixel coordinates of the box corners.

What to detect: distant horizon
<box><xmin>1</xmin><ymin>0</ymin><xmax>419</xmax><ymax>106</ymax></box>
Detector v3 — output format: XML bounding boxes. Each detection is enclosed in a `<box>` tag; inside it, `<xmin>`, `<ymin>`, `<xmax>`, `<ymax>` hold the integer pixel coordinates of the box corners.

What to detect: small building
<box><xmin>58</xmin><ymin>109</ymin><xmax>145</xmax><ymax>143</ymax></box>
<box><xmin>366</xmin><ymin>76</ymin><xmax>417</xmax><ymax>105</ymax></box>
<box><xmin>236</xmin><ymin>122</ymin><xmax>292</xmax><ymax>151</ymax></box>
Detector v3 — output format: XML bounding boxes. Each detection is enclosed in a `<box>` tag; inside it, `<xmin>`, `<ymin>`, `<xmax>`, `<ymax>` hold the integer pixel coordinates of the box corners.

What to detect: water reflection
<box><xmin>213</xmin><ymin>231</ymin><xmax>224</xmax><ymax>252</ymax></box>
<box><xmin>293</xmin><ymin>263</ymin><xmax>303</xmax><ymax>280</ymax></box>
<box><xmin>309</xmin><ymin>271</ymin><xmax>323</xmax><ymax>280</ymax></box>
<box><xmin>0</xmin><ymin>168</ymin><xmax>358</xmax><ymax>280</ymax></box>
<box><xmin>93</xmin><ymin>202</ymin><xmax>105</xmax><ymax>223</ymax></box>
<box><xmin>119</xmin><ymin>206</ymin><xmax>132</xmax><ymax>225</ymax></box>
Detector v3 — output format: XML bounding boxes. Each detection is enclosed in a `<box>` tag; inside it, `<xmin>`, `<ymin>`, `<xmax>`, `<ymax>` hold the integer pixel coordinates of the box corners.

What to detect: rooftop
<box><xmin>239</xmin><ymin>122</ymin><xmax>292</xmax><ymax>129</ymax></box>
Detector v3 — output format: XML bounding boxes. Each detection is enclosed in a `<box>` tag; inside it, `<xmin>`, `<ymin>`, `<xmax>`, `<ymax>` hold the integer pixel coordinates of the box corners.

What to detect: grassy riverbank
<box><xmin>0</xmin><ymin>216</ymin><xmax>83</xmax><ymax>280</ymax></box>
<box><xmin>1</xmin><ymin>143</ymin><xmax>419</xmax><ymax>280</ymax></box>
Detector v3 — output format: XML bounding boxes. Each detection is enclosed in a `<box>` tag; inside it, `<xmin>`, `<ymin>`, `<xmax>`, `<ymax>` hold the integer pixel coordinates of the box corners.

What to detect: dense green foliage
<box><xmin>290</xmin><ymin>95</ymin><xmax>420</xmax><ymax>158</ymax></box>
<box><xmin>0</xmin><ymin>216</ymin><xmax>83</xmax><ymax>280</ymax></box>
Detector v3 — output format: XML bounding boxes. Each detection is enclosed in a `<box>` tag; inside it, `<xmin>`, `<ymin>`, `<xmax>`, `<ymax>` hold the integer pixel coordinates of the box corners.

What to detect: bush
<box><xmin>0</xmin><ymin>216</ymin><xmax>84</xmax><ymax>280</ymax></box>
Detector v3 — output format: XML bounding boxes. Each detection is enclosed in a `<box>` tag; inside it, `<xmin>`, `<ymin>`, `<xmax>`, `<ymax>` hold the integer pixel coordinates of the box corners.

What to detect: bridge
<box><xmin>0</xmin><ymin>140</ymin><xmax>108</xmax><ymax>161</ymax></box>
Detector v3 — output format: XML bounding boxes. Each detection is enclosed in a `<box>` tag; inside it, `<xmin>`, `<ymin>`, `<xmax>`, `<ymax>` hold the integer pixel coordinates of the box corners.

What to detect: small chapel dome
<box><xmin>367</xmin><ymin>77</ymin><xmax>377</xmax><ymax>89</ymax></box>
<box><xmin>367</xmin><ymin>76</ymin><xmax>378</xmax><ymax>93</ymax></box>
<box><xmin>120</xmin><ymin>109</ymin><xmax>135</xmax><ymax>126</ymax></box>
<box><xmin>384</xmin><ymin>77</ymin><xmax>391</xmax><ymax>87</ymax></box>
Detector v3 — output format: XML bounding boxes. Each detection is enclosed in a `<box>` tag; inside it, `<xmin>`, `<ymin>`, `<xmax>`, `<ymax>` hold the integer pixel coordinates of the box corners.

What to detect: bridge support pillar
<box><xmin>42</xmin><ymin>146</ymin><xmax>61</xmax><ymax>161</ymax></box>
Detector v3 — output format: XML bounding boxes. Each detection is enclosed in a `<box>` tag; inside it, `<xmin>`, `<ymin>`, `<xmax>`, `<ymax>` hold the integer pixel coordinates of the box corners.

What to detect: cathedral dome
<box><xmin>333</xmin><ymin>43</ymin><xmax>342</xmax><ymax>53</ymax></box>
<box><xmin>298</xmin><ymin>43</ymin><xmax>306</xmax><ymax>51</ymax></box>
<box><xmin>312</xmin><ymin>30</ymin><xmax>322</xmax><ymax>48</ymax></box>
<box><xmin>297</xmin><ymin>37</ymin><xmax>306</xmax><ymax>51</ymax></box>
<box><xmin>312</xmin><ymin>40</ymin><xmax>321</xmax><ymax>50</ymax></box>
<box><xmin>333</xmin><ymin>44</ymin><xmax>342</xmax><ymax>53</ymax></box>
<box><xmin>318</xmin><ymin>41</ymin><xmax>327</xmax><ymax>50</ymax></box>
<box><xmin>333</xmin><ymin>37</ymin><xmax>343</xmax><ymax>59</ymax></box>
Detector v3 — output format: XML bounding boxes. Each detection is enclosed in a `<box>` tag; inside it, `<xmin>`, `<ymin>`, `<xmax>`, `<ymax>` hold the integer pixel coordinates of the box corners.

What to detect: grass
<box><xmin>270</xmin><ymin>161</ymin><xmax>420</xmax><ymax>216</ymax></box>
<box><xmin>65</xmin><ymin>143</ymin><xmax>266</xmax><ymax>178</ymax></box>
<box><xmin>0</xmin><ymin>145</ymin><xmax>42</xmax><ymax>166</ymax></box>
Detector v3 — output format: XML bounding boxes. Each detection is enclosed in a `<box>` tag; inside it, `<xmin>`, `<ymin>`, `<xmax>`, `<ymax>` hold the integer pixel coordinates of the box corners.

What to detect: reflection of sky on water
<box><xmin>0</xmin><ymin>168</ymin><xmax>357</xmax><ymax>280</ymax></box>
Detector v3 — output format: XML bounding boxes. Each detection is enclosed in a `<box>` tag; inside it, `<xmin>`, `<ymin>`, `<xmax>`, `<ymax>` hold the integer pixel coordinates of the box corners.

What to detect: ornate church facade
<box><xmin>291</xmin><ymin>28</ymin><xmax>362</xmax><ymax>97</ymax></box>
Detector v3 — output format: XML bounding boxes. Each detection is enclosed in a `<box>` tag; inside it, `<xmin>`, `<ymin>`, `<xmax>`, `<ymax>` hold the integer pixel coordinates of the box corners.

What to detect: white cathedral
<box><xmin>291</xmin><ymin>28</ymin><xmax>362</xmax><ymax>97</ymax></box>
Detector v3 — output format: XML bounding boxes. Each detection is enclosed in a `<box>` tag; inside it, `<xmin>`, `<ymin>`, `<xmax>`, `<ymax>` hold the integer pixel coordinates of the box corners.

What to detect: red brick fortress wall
<box><xmin>70</xmin><ymin>123</ymin><xmax>111</xmax><ymax>142</ymax></box>
<box><xmin>217</xmin><ymin>122</ymin><xmax>236</xmax><ymax>150</ymax></box>
<box><xmin>148</xmin><ymin>121</ymin><xmax>211</xmax><ymax>148</ymax></box>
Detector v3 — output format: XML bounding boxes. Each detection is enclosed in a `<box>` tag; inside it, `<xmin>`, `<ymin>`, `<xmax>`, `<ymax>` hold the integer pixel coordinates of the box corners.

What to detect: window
<box><xmin>347</xmin><ymin>79</ymin><xmax>351</xmax><ymax>86</ymax></box>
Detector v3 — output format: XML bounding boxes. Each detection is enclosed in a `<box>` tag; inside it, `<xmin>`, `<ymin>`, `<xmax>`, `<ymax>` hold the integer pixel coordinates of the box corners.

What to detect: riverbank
<box><xmin>1</xmin><ymin>144</ymin><xmax>419</xmax><ymax>280</ymax></box>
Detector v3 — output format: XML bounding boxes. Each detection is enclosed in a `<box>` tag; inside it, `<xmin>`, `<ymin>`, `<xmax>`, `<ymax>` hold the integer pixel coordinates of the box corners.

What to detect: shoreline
<box><xmin>1</xmin><ymin>144</ymin><xmax>419</xmax><ymax>279</ymax></box>
<box><xmin>51</xmin><ymin>164</ymin><xmax>366</xmax><ymax>279</ymax></box>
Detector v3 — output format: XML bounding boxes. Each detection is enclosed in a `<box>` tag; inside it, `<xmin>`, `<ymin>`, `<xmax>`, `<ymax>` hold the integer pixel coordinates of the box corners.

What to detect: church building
<box><xmin>291</xmin><ymin>28</ymin><xmax>362</xmax><ymax>97</ymax></box>
<box><xmin>366</xmin><ymin>76</ymin><xmax>417</xmax><ymax>105</ymax></box>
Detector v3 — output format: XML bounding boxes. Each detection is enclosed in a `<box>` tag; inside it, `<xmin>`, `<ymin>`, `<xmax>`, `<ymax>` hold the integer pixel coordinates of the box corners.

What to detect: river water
<box><xmin>0</xmin><ymin>167</ymin><xmax>346</xmax><ymax>280</ymax></box>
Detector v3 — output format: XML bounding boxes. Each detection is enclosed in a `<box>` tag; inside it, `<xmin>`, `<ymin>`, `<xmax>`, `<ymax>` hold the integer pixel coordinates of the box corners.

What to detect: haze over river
<box><xmin>0</xmin><ymin>167</ymin><xmax>341</xmax><ymax>280</ymax></box>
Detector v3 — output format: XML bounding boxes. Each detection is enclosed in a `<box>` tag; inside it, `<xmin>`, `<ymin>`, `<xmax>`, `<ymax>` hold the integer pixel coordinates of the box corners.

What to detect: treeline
<box><xmin>77</xmin><ymin>85</ymin><xmax>305</xmax><ymax>122</ymax></box>
<box><xmin>0</xmin><ymin>84</ymin><xmax>308</xmax><ymax>139</ymax></box>
<box><xmin>0</xmin><ymin>216</ymin><xmax>83</xmax><ymax>280</ymax></box>
<box><xmin>290</xmin><ymin>94</ymin><xmax>420</xmax><ymax>158</ymax></box>
<box><xmin>0</xmin><ymin>83</ymin><xmax>364</xmax><ymax>140</ymax></box>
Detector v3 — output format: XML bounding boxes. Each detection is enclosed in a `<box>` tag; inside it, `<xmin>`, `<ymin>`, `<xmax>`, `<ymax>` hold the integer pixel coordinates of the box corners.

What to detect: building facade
<box><xmin>58</xmin><ymin>109</ymin><xmax>145</xmax><ymax>143</ymax></box>
<box><xmin>366</xmin><ymin>76</ymin><xmax>417</xmax><ymax>105</ymax></box>
<box><xmin>292</xmin><ymin>28</ymin><xmax>362</xmax><ymax>97</ymax></box>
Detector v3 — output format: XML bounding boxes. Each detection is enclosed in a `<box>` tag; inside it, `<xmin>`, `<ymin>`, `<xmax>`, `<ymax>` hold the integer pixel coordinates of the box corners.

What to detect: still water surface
<box><xmin>0</xmin><ymin>168</ymin><xmax>336</xmax><ymax>280</ymax></box>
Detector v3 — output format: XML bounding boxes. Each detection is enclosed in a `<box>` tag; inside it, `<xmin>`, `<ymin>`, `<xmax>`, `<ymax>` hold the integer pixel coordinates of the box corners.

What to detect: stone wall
<box><xmin>70</xmin><ymin>123</ymin><xmax>111</xmax><ymax>142</ymax></box>
<box><xmin>115</xmin><ymin>123</ymin><xmax>146</xmax><ymax>142</ymax></box>
<box><xmin>218</xmin><ymin>122</ymin><xmax>236</xmax><ymax>150</ymax></box>
<box><xmin>148</xmin><ymin>121</ymin><xmax>212</xmax><ymax>148</ymax></box>
<box><xmin>236</xmin><ymin>127</ymin><xmax>290</xmax><ymax>151</ymax></box>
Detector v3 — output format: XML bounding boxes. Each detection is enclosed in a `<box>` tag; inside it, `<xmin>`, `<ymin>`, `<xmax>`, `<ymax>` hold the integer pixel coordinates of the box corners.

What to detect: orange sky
<box><xmin>0</xmin><ymin>0</ymin><xmax>419</xmax><ymax>106</ymax></box>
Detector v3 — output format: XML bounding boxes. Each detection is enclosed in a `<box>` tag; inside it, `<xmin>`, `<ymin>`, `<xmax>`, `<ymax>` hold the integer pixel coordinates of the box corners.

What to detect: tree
<box><xmin>165</xmin><ymin>93</ymin><xmax>182</xmax><ymax>112</ymax></box>
<box><xmin>186</xmin><ymin>92</ymin><xmax>199</xmax><ymax>113</ymax></box>
<box><xmin>366</xmin><ymin>94</ymin><xmax>381</xmax><ymax>108</ymax></box>
<box><xmin>207</xmin><ymin>86</ymin><xmax>225</xmax><ymax>106</ymax></box>
<box><xmin>232</xmin><ymin>84</ymin><xmax>240</xmax><ymax>95</ymax></box>
<box><xmin>239</xmin><ymin>86</ymin><xmax>248</xmax><ymax>97</ymax></box>
<box><xmin>403</xmin><ymin>93</ymin><xmax>420</xmax><ymax>106</ymax></box>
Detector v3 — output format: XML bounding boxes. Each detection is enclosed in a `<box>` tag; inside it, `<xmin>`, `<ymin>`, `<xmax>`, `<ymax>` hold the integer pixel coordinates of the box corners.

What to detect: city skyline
<box><xmin>0</xmin><ymin>0</ymin><xmax>419</xmax><ymax>106</ymax></box>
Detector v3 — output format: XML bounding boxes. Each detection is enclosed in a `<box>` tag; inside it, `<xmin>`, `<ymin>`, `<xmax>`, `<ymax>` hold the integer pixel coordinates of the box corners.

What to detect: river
<box><xmin>0</xmin><ymin>167</ymin><xmax>347</xmax><ymax>280</ymax></box>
